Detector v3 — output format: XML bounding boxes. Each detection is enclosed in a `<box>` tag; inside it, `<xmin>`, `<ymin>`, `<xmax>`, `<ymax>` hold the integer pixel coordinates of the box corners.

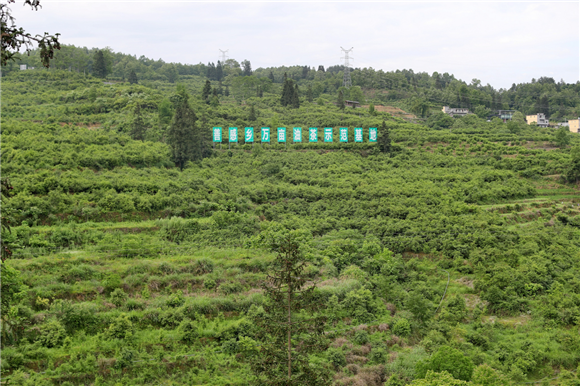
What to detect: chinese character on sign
<box><xmin>355</xmin><ymin>128</ymin><xmax>363</xmax><ymax>143</ymax></box>
<box><xmin>293</xmin><ymin>128</ymin><xmax>302</xmax><ymax>142</ymax></box>
<box><xmin>245</xmin><ymin>127</ymin><xmax>254</xmax><ymax>142</ymax></box>
<box><xmin>340</xmin><ymin>127</ymin><xmax>348</xmax><ymax>142</ymax></box>
<box><xmin>261</xmin><ymin>128</ymin><xmax>270</xmax><ymax>142</ymax></box>
<box><xmin>213</xmin><ymin>127</ymin><xmax>222</xmax><ymax>142</ymax></box>
<box><xmin>278</xmin><ymin>127</ymin><xmax>286</xmax><ymax>143</ymax></box>
<box><xmin>369</xmin><ymin>128</ymin><xmax>377</xmax><ymax>142</ymax></box>
<box><xmin>229</xmin><ymin>127</ymin><xmax>238</xmax><ymax>143</ymax></box>
<box><xmin>324</xmin><ymin>128</ymin><xmax>333</xmax><ymax>142</ymax></box>
<box><xmin>309</xmin><ymin>128</ymin><xmax>318</xmax><ymax>142</ymax></box>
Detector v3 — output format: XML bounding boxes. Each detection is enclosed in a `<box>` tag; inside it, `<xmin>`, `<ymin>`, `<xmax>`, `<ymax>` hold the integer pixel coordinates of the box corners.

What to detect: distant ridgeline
<box><xmin>212</xmin><ymin>127</ymin><xmax>377</xmax><ymax>144</ymax></box>
<box><xmin>5</xmin><ymin>44</ymin><xmax>580</xmax><ymax>121</ymax></box>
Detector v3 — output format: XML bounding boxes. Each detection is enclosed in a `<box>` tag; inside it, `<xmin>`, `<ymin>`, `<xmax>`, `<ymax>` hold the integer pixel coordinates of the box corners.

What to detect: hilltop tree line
<box><xmin>5</xmin><ymin>44</ymin><xmax>580</xmax><ymax>121</ymax></box>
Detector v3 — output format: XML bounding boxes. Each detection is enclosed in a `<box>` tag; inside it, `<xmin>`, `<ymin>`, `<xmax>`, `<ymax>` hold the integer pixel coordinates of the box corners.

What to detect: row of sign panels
<box><xmin>213</xmin><ymin>127</ymin><xmax>378</xmax><ymax>143</ymax></box>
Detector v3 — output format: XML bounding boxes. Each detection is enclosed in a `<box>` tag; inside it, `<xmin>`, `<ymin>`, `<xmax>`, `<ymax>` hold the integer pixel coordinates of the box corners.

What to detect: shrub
<box><xmin>327</xmin><ymin>348</ymin><xmax>346</xmax><ymax>369</ymax></box>
<box><xmin>37</xmin><ymin>319</ymin><xmax>67</xmax><ymax>348</ymax></box>
<box><xmin>416</xmin><ymin>346</ymin><xmax>475</xmax><ymax>382</ymax></box>
<box><xmin>353</xmin><ymin>329</ymin><xmax>369</xmax><ymax>345</ymax></box>
<box><xmin>222</xmin><ymin>338</ymin><xmax>239</xmax><ymax>355</ymax></box>
<box><xmin>109</xmin><ymin>288</ymin><xmax>128</xmax><ymax>307</ymax></box>
<box><xmin>392</xmin><ymin>318</ymin><xmax>411</xmax><ymax>337</ymax></box>
<box><xmin>177</xmin><ymin>318</ymin><xmax>198</xmax><ymax>344</ymax></box>
<box><xmin>104</xmin><ymin>315</ymin><xmax>134</xmax><ymax>339</ymax></box>
<box><xmin>158</xmin><ymin>216</ymin><xmax>200</xmax><ymax>243</ymax></box>
<box><xmin>166</xmin><ymin>290</ymin><xmax>185</xmax><ymax>308</ymax></box>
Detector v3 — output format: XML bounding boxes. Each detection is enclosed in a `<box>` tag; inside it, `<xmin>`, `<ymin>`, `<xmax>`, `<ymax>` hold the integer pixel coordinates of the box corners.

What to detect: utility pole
<box><xmin>340</xmin><ymin>47</ymin><xmax>353</xmax><ymax>88</ymax></box>
<box><xmin>219</xmin><ymin>49</ymin><xmax>228</xmax><ymax>65</ymax></box>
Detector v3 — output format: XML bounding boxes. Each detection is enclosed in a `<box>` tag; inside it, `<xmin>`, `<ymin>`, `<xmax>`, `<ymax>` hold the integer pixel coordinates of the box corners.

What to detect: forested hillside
<box><xmin>2</xmin><ymin>48</ymin><xmax>580</xmax><ymax>386</ymax></box>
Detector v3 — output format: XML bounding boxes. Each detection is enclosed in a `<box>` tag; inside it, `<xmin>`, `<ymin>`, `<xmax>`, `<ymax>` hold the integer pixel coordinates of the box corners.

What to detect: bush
<box><xmin>416</xmin><ymin>345</ymin><xmax>475</xmax><ymax>382</ymax></box>
<box><xmin>177</xmin><ymin>319</ymin><xmax>198</xmax><ymax>344</ymax></box>
<box><xmin>353</xmin><ymin>329</ymin><xmax>369</xmax><ymax>345</ymax></box>
<box><xmin>166</xmin><ymin>290</ymin><xmax>185</xmax><ymax>308</ymax></box>
<box><xmin>392</xmin><ymin>318</ymin><xmax>411</xmax><ymax>337</ymax></box>
<box><xmin>37</xmin><ymin>319</ymin><xmax>67</xmax><ymax>348</ymax></box>
<box><xmin>109</xmin><ymin>288</ymin><xmax>128</xmax><ymax>307</ymax></box>
<box><xmin>327</xmin><ymin>348</ymin><xmax>346</xmax><ymax>369</ymax></box>
<box><xmin>104</xmin><ymin>315</ymin><xmax>134</xmax><ymax>339</ymax></box>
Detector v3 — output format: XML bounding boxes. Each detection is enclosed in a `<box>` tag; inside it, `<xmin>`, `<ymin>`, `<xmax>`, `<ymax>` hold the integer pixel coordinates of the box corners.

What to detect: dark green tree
<box><xmin>306</xmin><ymin>85</ymin><xmax>313</xmax><ymax>103</ymax></box>
<box><xmin>202</xmin><ymin>80</ymin><xmax>212</xmax><ymax>104</ymax></box>
<box><xmin>565</xmin><ymin>145</ymin><xmax>580</xmax><ymax>183</ymax></box>
<box><xmin>225</xmin><ymin>85</ymin><xmax>230</xmax><ymax>97</ymax></box>
<box><xmin>249</xmin><ymin>104</ymin><xmax>257</xmax><ymax>121</ymax></box>
<box><xmin>216</xmin><ymin>60</ymin><xmax>223</xmax><ymax>81</ymax></box>
<box><xmin>378</xmin><ymin>120</ymin><xmax>392</xmax><ymax>154</ymax></box>
<box><xmin>416</xmin><ymin>346</ymin><xmax>475</xmax><ymax>382</ymax></box>
<box><xmin>93</xmin><ymin>50</ymin><xmax>107</xmax><ymax>78</ymax></box>
<box><xmin>167</xmin><ymin>89</ymin><xmax>202</xmax><ymax>170</ymax></box>
<box><xmin>281</xmin><ymin>73</ymin><xmax>294</xmax><ymax>107</ymax></box>
<box><xmin>247</xmin><ymin>232</ymin><xmax>331</xmax><ymax>385</ymax></box>
<box><xmin>128</xmin><ymin>69</ymin><xmax>138</xmax><ymax>84</ymax></box>
<box><xmin>242</xmin><ymin>59</ymin><xmax>252</xmax><ymax>76</ymax></box>
<box><xmin>166</xmin><ymin>64</ymin><xmax>178</xmax><ymax>83</ymax></box>
<box><xmin>292</xmin><ymin>84</ymin><xmax>300</xmax><ymax>109</ymax></box>
<box><xmin>131</xmin><ymin>103</ymin><xmax>146</xmax><ymax>141</ymax></box>
<box><xmin>555</xmin><ymin>127</ymin><xmax>571</xmax><ymax>148</ymax></box>
<box><xmin>369</xmin><ymin>103</ymin><xmax>376</xmax><ymax>116</ymax></box>
<box><xmin>317</xmin><ymin>65</ymin><xmax>325</xmax><ymax>72</ymax></box>
<box><xmin>268</xmin><ymin>71</ymin><xmax>275</xmax><ymax>82</ymax></box>
<box><xmin>337</xmin><ymin>89</ymin><xmax>345</xmax><ymax>110</ymax></box>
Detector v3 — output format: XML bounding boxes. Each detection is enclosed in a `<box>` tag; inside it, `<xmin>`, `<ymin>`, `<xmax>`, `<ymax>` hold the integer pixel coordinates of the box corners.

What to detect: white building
<box><xmin>442</xmin><ymin>106</ymin><xmax>470</xmax><ymax>117</ymax></box>
<box><xmin>526</xmin><ymin>113</ymin><xmax>549</xmax><ymax>128</ymax></box>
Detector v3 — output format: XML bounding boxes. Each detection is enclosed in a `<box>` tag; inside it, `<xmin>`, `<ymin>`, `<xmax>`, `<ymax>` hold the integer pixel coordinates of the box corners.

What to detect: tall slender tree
<box><xmin>337</xmin><ymin>89</ymin><xmax>345</xmax><ymax>110</ymax></box>
<box><xmin>242</xmin><ymin>59</ymin><xmax>252</xmax><ymax>76</ymax></box>
<box><xmin>128</xmin><ymin>69</ymin><xmax>138</xmax><ymax>84</ymax></box>
<box><xmin>93</xmin><ymin>50</ymin><xmax>107</xmax><ymax>78</ymax></box>
<box><xmin>306</xmin><ymin>85</ymin><xmax>313</xmax><ymax>103</ymax></box>
<box><xmin>378</xmin><ymin>120</ymin><xmax>392</xmax><ymax>154</ymax></box>
<box><xmin>202</xmin><ymin>80</ymin><xmax>212</xmax><ymax>104</ymax></box>
<box><xmin>247</xmin><ymin>233</ymin><xmax>331</xmax><ymax>385</ymax></box>
<box><xmin>131</xmin><ymin>103</ymin><xmax>146</xmax><ymax>141</ymax></box>
<box><xmin>268</xmin><ymin>71</ymin><xmax>275</xmax><ymax>82</ymax></box>
<box><xmin>167</xmin><ymin>89</ymin><xmax>202</xmax><ymax>170</ymax></box>
<box><xmin>292</xmin><ymin>84</ymin><xmax>300</xmax><ymax>109</ymax></box>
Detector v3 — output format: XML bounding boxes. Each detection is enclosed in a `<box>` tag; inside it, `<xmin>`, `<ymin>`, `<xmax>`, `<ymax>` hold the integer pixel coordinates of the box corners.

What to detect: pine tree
<box><xmin>131</xmin><ymin>103</ymin><xmax>146</xmax><ymax>141</ymax></box>
<box><xmin>268</xmin><ymin>71</ymin><xmax>275</xmax><ymax>82</ymax></box>
<box><xmin>206</xmin><ymin>62</ymin><xmax>216</xmax><ymax>80</ymax></box>
<box><xmin>281</xmin><ymin>73</ymin><xmax>292</xmax><ymax>107</ymax></box>
<box><xmin>202</xmin><ymin>80</ymin><xmax>211</xmax><ymax>104</ymax></box>
<box><xmin>306</xmin><ymin>85</ymin><xmax>313</xmax><ymax>103</ymax></box>
<box><xmin>378</xmin><ymin>120</ymin><xmax>392</xmax><ymax>154</ymax></box>
<box><xmin>128</xmin><ymin>70</ymin><xmax>138</xmax><ymax>84</ymax></box>
<box><xmin>301</xmin><ymin>66</ymin><xmax>309</xmax><ymax>79</ymax></box>
<box><xmin>249</xmin><ymin>104</ymin><xmax>257</xmax><ymax>121</ymax></box>
<box><xmin>292</xmin><ymin>84</ymin><xmax>300</xmax><ymax>109</ymax></box>
<box><xmin>166</xmin><ymin>90</ymin><xmax>204</xmax><ymax>170</ymax></box>
<box><xmin>317</xmin><ymin>65</ymin><xmax>325</xmax><ymax>72</ymax></box>
<box><xmin>93</xmin><ymin>50</ymin><xmax>107</xmax><ymax>78</ymax></box>
<box><xmin>247</xmin><ymin>233</ymin><xmax>332</xmax><ymax>385</ymax></box>
<box><xmin>216</xmin><ymin>61</ymin><xmax>223</xmax><ymax>81</ymax></box>
<box><xmin>225</xmin><ymin>85</ymin><xmax>230</xmax><ymax>97</ymax></box>
<box><xmin>337</xmin><ymin>89</ymin><xmax>345</xmax><ymax>110</ymax></box>
<box><xmin>242</xmin><ymin>60</ymin><xmax>252</xmax><ymax>76</ymax></box>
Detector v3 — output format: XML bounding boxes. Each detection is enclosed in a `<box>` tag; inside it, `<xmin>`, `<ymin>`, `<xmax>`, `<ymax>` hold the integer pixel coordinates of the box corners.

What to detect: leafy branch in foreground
<box><xmin>248</xmin><ymin>231</ymin><xmax>331</xmax><ymax>385</ymax></box>
<box><xmin>1</xmin><ymin>0</ymin><xmax>61</xmax><ymax>67</ymax></box>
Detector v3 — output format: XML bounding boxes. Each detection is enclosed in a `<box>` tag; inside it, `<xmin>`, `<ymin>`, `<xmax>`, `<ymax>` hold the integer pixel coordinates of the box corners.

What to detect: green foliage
<box><xmin>416</xmin><ymin>346</ymin><xmax>475</xmax><ymax>382</ymax></box>
<box><xmin>409</xmin><ymin>370</ymin><xmax>469</xmax><ymax>386</ymax></box>
<box><xmin>392</xmin><ymin>318</ymin><xmax>412</xmax><ymax>337</ymax></box>
<box><xmin>104</xmin><ymin>315</ymin><xmax>134</xmax><ymax>339</ymax></box>
<box><xmin>109</xmin><ymin>288</ymin><xmax>128</xmax><ymax>307</ymax></box>
<box><xmin>177</xmin><ymin>318</ymin><xmax>198</xmax><ymax>344</ymax></box>
<box><xmin>37</xmin><ymin>319</ymin><xmax>67</xmax><ymax>348</ymax></box>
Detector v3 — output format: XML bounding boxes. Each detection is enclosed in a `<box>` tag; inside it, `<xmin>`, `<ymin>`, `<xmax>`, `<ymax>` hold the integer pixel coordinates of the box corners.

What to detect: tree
<box><xmin>378</xmin><ymin>120</ymin><xmax>392</xmax><ymax>154</ymax></box>
<box><xmin>249</xmin><ymin>104</ymin><xmax>257</xmax><ymax>121</ymax></box>
<box><xmin>242</xmin><ymin>59</ymin><xmax>252</xmax><ymax>76</ymax></box>
<box><xmin>1</xmin><ymin>0</ymin><xmax>61</xmax><ymax>67</ymax></box>
<box><xmin>306</xmin><ymin>85</ymin><xmax>313</xmax><ymax>103</ymax></box>
<box><xmin>1</xmin><ymin>178</ymin><xmax>14</xmax><ymax>261</ymax></box>
<box><xmin>128</xmin><ymin>69</ymin><xmax>138</xmax><ymax>84</ymax></box>
<box><xmin>202</xmin><ymin>80</ymin><xmax>212</xmax><ymax>104</ymax></box>
<box><xmin>167</xmin><ymin>88</ymin><xmax>202</xmax><ymax>170</ymax></box>
<box><xmin>369</xmin><ymin>103</ymin><xmax>376</xmax><ymax>116</ymax></box>
<box><xmin>292</xmin><ymin>84</ymin><xmax>300</xmax><ymax>109</ymax></box>
<box><xmin>281</xmin><ymin>73</ymin><xmax>294</xmax><ymax>107</ymax></box>
<box><xmin>247</xmin><ymin>232</ymin><xmax>331</xmax><ymax>385</ymax></box>
<box><xmin>411</xmin><ymin>98</ymin><xmax>429</xmax><ymax>117</ymax></box>
<box><xmin>317</xmin><ymin>65</ymin><xmax>325</xmax><ymax>72</ymax></box>
<box><xmin>555</xmin><ymin>127</ymin><xmax>570</xmax><ymax>148</ymax></box>
<box><xmin>268</xmin><ymin>71</ymin><xmax>275</xmax><ymax>82</ymax></box>
<box><xmin>349</xmin><ymin>86</ymin><xmax>365</xmax><ymax>104</ymax></box>
<box><xmin>216</xmin><ymin>60</ymin><xmax>223</xmax><ymax>81</ymax></box>
<box><xmin>93</xmin><ymin>50</ymin><xmax>107</xmax><ymax>78</ymax></box>
<box><xmin>565</xmin><ymin>146</ymin><xmax>580</xmax><ymax>184</ymax></box>
<box><xmin>131</xmin><ymin>103</ymin><xmax>146</xmax><ymax>141</ymax></box>
<box><xmin>337</xmin><ymin>89</ymin><xmax>345</xmax><ymax>110</ymax></box>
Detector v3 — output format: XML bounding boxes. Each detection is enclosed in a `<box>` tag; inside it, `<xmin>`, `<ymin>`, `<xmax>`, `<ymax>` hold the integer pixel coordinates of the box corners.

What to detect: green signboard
<box><xmin>340</xmin><ymin>127</ymin><xmax>348</xmax><ymax>142</ymax></box>
<box><xmin>324</xmin><ymin>127</ymin><xmax>333</xmax><ymax>143</ymax></box>
<box><xmin>293</xmin><ymin>127</ymin><xmax>302</xmax><ymax>142</ymax></box>
<box><xmin>245</xmin><ymin>127</ymin><xmax>254</xmax><ymax>142</ymax></box>
<box><xmin>213</xmin><ymin>127</ymin><xmax>222</xmax><ymax>142</ymax></box>
<box><xmin>229</xmin><ymin>127</ymin><xmax>238</xmax><ymax>143</ymax></box>
<box><xmin>277</xmin><ymin>127</ymin><xmax>286</xmax><ymax>143</ymax></box>
<box><xmin>261</xmin><ymin>127</ymin><xmax>270</xmax><ymax>143</ymax></box>
<box><xmin>309</xmin><ymin>127</ymin><xmax>318</xmax><ymax>142</ymax></box>
<box><xmin>369</xmin><ymin>127</ymin><xmax>377</xmax><ymax>143</ymax></box>
<box><xmin>354</xmin><ymin>127</ymin><xmax>363</xmax><ymax>143</ymax></box>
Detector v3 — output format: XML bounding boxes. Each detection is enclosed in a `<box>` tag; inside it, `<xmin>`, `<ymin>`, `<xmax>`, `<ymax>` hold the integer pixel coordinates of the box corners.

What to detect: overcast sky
<box><xmin>11</xmin><ymin>1</ymin><xmax>580</xmax><ymax>89</ymax></box>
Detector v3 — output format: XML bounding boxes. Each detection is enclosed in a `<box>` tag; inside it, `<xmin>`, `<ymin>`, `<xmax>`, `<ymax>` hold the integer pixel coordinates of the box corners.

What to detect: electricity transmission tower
<box><xmin>219</xmin><ymin>49</ymin><xmax>228</xmax><ymax>64</ymax></box>
<box><xmin>340</xmin><ymin>47</ymin><xmax>353</xmax><ymax>88</ymax></box>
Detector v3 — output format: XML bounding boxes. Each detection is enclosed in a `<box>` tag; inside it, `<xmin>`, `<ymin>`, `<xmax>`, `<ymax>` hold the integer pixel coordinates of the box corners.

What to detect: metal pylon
<box><xmin>340</xmin><ymin>47</ymin><xmax>353</xmax><ymax>88</ymax></box>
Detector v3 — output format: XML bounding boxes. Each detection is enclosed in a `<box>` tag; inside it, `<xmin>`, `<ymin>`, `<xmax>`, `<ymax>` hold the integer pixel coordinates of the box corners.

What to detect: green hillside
<box><xmin>2</xmin><ymin>58</ymin><xmax>580</xmax><ymax>386</ymax></box>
